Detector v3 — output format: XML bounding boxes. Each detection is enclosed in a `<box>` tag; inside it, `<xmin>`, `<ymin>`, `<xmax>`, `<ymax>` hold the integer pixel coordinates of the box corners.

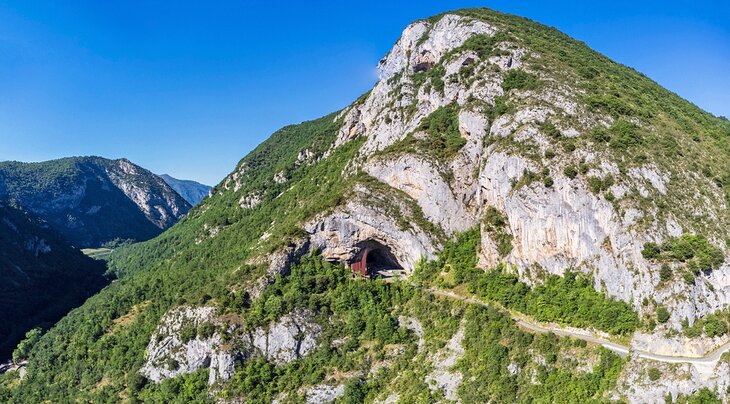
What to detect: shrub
<box><xmin>197</xmin><ymin>323</ymin><xmax>216</xmax><ymax>339</ymax></box>
<box><xmin>540</xmin><ymin>121</ymin><xmax>561</xmax><ymax>139</ymax></box>
<box><xmin>483</xmin><ymin>207</ymin><xmax>513</xmax><ymax>257</ymax></box>
<box><xmin>609</xmin><ymin>119</ymin><xmax>642</xmax><ymax>149</ymax></box>
<box><xmin>642</xmin><ymin>243</ymin><xmax>661</xmax><ymax>260</ymax></box>
<box><xmin>456</xmin><ymin>33</ymin><xmax>504</xmax><ymax>58</ymax></box>
<box><xmin>659</xmin><ymin>264</ymin><xmax>672</xmax><ymax>282</ymax></box>
<box><xmin>180</xmin><ymin>323</ymin><xmax>197</xmax><ymax>343</ymax></box>
<box><xmin>418</xmin><ymin>103</ymin><xmax>466</xmax><ymax>162</ymax></box>
<box><xmin>703</xmin><ymin>315</ymin><xmax>727</xmax><ymax>337</ymax></box>
<box><xmin>656</xmin><ymin>306</ymin><xmax>670</xmax><ymax>323</ymax></box>
<box><xmin>642</xmin><ymin>234</ymin><xmax>725</xmax><ymax>272</ymax></box>
<box><xmin>563</xmin><ymin>165</ymin><xmax>578</xmax><ymax>179</ymax></box>
<box><xmin>502</xmin><ymin>69</ymin><xmax>538</xmax><ymax>92</ymax></box>
<box><xmin>488</xmin><ymin>96</ymin><xmax>512</xmax><ymax>120</ymax></box>
<box><xmin>588</xmin><ymin>176</ymin><xmax>604</xmax><ymax>194</ymax></box>
<box><xmin>648</xmin><ymin>368</ymin><xmax>661</xmax><ymax>381</ymax></box>
<box><xmin>590</xmin><ymin>127</ymin><xmax>611</xmax><ymax>143</ymax></box>
<box><xmin>585</xmin><ymin>94</ymin><xmax>635</xmax><ymax>116</ymax></box>
<box><xmin>12</xmin><ymin>328</ymin><xmax>42</xmax><ymax>364</ymax></box>
<box><xmin>543</xmin><ymin>177</ymin><xmax>554</xmax><ymax>188</ymax></box>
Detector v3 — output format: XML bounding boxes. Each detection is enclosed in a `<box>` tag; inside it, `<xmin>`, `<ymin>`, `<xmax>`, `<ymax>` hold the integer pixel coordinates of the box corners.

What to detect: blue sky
<box><xmin>0</xmin><ymin>1</ymin><xmax>728</xmax><ymax>185</ymax></box>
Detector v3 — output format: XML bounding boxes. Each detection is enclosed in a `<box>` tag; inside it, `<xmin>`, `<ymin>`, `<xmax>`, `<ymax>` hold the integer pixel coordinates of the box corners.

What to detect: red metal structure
<box><xmin>351</xmin><ymin>248</ymin><xmax>370</xmax><ymax>277</ymax></box>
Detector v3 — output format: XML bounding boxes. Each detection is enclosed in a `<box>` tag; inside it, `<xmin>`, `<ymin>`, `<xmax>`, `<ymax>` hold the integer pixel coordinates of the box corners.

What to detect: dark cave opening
<box><xmin>349</xmin><ymin>240</ymin><xmax>403</xmax><ymax>278</ymax></box>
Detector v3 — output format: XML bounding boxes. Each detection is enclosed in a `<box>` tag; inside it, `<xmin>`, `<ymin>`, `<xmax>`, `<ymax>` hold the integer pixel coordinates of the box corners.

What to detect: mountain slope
<box><xmin>4</xmin><ymin>8</ymin><xmax>729</xmax><ymax>403</ymax></box>
<box><xmin>0</xmin><ymin>157</ymin><xmax>191</xmax><ymax>248</ymax></box>
<box><xmin>0</xmin><ymin>201</ymin><xmax>108</xmax><ymax>361</ymax></box>
<box><xmin>159</xmin><ymin>174</ymin><xmax>211</xmax><ymax>205</ymax></box>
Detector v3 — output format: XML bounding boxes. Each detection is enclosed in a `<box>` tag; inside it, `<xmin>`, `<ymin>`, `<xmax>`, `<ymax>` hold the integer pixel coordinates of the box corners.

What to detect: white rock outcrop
<box><xmin>425</xmin><ymin>324</ymin><xmax>465</xmax><ymax>402</ymax></box>
<box><xmin>140</xmin><ymin>306</ymin><xmax>223</xmax><ymax>383</ymax></box>
<box><xmin>251</xmin><ymin>309</ymin><xmax>322</xmax><ymax>365</ymax></box>
<box><xmin>141</xmin><ymin>307</ymin><xmax>321</xmax><ymax>385</ymax></box>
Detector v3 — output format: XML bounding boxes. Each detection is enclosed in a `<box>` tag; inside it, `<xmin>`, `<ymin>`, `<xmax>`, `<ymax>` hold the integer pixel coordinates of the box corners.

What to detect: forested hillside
<box><xmin>0</xmin><ymin>201</ymin><xmax>108</xmax><ymax>361</ymax></box>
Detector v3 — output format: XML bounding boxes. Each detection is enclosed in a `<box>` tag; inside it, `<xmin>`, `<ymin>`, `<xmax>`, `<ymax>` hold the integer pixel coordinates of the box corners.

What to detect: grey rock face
<box><xmin>251</xmin><ymin>309</ymin><xmax>322</xmax><ymax>365</ymax></box>
<box><xmin>141</xmin><ymin>307</ymin><xmax>321</xmax><ymax>385</ymax></box>
<box><xmin>305</xmin><ymin>199</ymin><xmax>437</xmax><ymax>272</ymax></box>
<box><xmin>612</xmin><ymin>356</ymin><xmax>730</xmax><ymax>403</ymax></box>
<box><xmin>425</xmin><ymin>323</ymin><xmax>465</xmax><ymax>402</ymax></box>
<box><xmin>303</xmin><ymin>383</ymin><xmax>345</xmax><ymax>404</ymax></box>
<box><xmin>327</xmin><ymin>13</ymin><xmax>729</xmax><ymax>333</ymax></box>
<box><xmin>140</xmin><ymin>306</ymin><xmax>222</xmax><ymax>383</ymax></box>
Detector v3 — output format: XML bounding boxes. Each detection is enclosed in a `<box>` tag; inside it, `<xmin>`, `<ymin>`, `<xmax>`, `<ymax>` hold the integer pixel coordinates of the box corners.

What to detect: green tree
<box><xmin>12</xmin><ymin>328</ymin><xmax>42</xmax><ymax>364</ymax></box>
<box><xmin>656</xmin><ymin>306</ymin><xmax>670</xmax><ymax>323</ymax></box>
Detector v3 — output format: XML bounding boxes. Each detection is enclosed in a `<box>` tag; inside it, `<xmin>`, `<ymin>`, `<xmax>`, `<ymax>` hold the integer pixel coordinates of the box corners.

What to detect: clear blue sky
<box><xmin>1</xmin><ymin>1</ymin><xmax>728</xmax><ymax>185</ymax></box>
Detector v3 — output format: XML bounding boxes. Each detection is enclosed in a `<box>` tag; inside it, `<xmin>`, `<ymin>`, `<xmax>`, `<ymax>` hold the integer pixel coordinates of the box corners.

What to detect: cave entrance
<box><xmin>350</xmin><ymin>240</ymin><xmax>404</xmax><ymax>279</ymax></box>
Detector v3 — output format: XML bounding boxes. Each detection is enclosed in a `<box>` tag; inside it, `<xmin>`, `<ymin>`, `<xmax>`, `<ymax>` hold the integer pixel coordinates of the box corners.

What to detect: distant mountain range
<box><xmin>0</xmin><ymin>157</ymin><xmax>191</xmax><ymax>248</ymax></box>
<box><xmin>158</xmin><ymin>174</ymin><xmax>210</xmax><ymax>206</ymax></box>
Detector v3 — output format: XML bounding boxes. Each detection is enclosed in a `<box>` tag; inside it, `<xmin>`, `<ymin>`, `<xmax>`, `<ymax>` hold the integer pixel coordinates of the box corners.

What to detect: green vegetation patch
<box><xmin>482</xmin><ymin>207</ymin><xmax>514</xmax><ymax>257</ymax></box>
<box><xmin>415</xmin><ymin>227</ymin><xmax>639</xmax><ymax>335</ymax></box>
<box><xmin>446</xmin><ymin>31</ymin><xmax>511</xmax><ymax>60</ymax></box>
<box><xmin>501</xmin><ymin>69</ymin><xmax>538</xmax><ymax>92</ymax></box>
<box><xmin>642</xmin><ymin>233</ymin><xmax>724</xmax><ymax>272</ymax></box>
<box><xmin>379</xmin><ymin>103</ymin><xmax>465</xmax><ymax>169</ymax></box>
<box><xmin>419</xmin><ymin>103</ymin><xmax>466</xmax><ymax>161</ymax></box>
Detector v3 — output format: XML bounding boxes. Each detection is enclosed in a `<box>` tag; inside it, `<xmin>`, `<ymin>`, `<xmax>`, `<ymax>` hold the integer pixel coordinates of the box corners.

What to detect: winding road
<box><xmin>425</xmin><ymin>287</ymin><xmax>730</xmax><ymax>368</ymax></box>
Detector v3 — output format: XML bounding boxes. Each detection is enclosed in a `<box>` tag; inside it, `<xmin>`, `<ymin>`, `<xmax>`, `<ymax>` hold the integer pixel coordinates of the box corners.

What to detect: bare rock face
<box><xmin>106</xmin><ymin>158</ymin><xmax>188</xmax><ymax>230</ymax></box>
<box><xmin>365</xmin><ymin>154</ymin><xmax>473</xmax><ymax>236</ymax></box>
<box><xmin>141</xmin><ymin>307</ymin><xmax>321</xmax><ymax>385</ymax></box>
<box><xmin>305</xmin><ymin>199</ymin><xmax>437</xmax><ymax>271</ymax></box>
<box><xmin>251</xmin><ymin>309</ymin><xmax>322</xmax><ymax>365</ymax></box>
<box><xmin>335</xmin><ymin>15</ymin><xmax>497</xmax><ymax>153</ymax></box>
<box><xmin>303</xmin><ymin>383</ymin><xmax>345</xmax><ymax>404</ymax></box>
<box><xmin>140</xmin><ymin>306</ymin><xmax>223</xmax><ymax>383</ymax></box>
<box><xmin>425</xmin><ymin>323</ymin><xmax>465</xmax><ymax>402</ymax></box>
<box><xmin>612</xmin><ymin>357</ymin><xmax>730</xmax><ymax>403</ymax></box>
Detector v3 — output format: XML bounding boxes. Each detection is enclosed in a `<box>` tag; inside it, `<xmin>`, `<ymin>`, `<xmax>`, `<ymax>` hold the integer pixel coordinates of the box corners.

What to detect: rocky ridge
<box><xmin>0</xmin><ymin>157</ymin><xmax>191</xmax><ymax>247</ymax></box>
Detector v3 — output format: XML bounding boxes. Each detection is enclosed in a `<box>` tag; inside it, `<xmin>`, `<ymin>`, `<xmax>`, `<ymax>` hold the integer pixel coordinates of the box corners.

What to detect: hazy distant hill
<box><xmin>0</xmin><ymin>157</ymin><xmax>191</xmax><ymax>248</ymax></box>
<box><xmin>159</xmin><ymin>174</ymin><xmax>211</xmax><ymax>206</ymax></box>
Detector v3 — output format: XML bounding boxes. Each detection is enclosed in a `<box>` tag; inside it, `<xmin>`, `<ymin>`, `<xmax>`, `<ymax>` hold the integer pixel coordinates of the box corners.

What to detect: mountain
<box><xmin>0</xmin><ymin>157</ymin><xmax>191</xmax><ymax>248</ymax></box>
<box><xmin>3</xmin><ymin>8</ymin><xmax>729</xmax><ymax>403</ymax></box>
<box><xmin>159</xmin><ymin>174</ymin><xmax>211</xmax><ymax>206</ymax></box>
<box><xmin>0</xmin><ymin>201</ymin><xmax>108</xmax><ymax>361</ymax></box>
